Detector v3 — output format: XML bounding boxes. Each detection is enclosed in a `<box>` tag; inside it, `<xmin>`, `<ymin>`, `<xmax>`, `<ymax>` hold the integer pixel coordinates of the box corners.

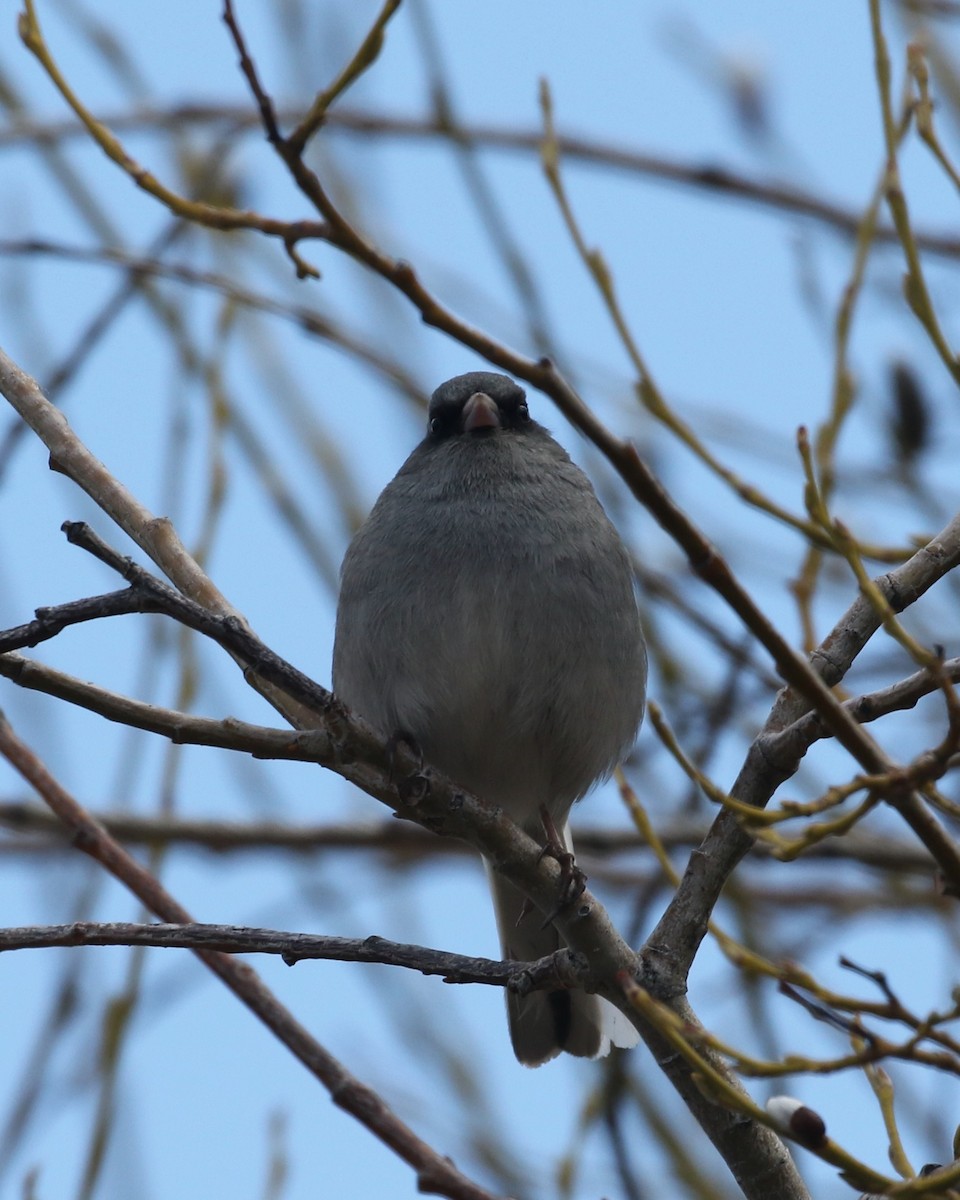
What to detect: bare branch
<box><xmin>6</xmin><ymin>105</ymin><xmax>960</xmax><ymax>259</ymax></box>
<box><xmin>647</xmin><ymin>510</ymin><xmax>960</xmax><ymax>987</ymax></box>
<box><xmin>0</xmin><ymin>921</ymin><xmax>590</xmax><ymax>991</ymax></box>
<box><xmin>775</xmin><ymin>657</ymin><xmax>960</xmax><ymax>753</ymax></box>
<box><xmin>0</xmin><ymin>803</ymin><xmax>937</xmax><ymax>873</ymax></box>
<box><xmin>0</xmin><ymin>709</ymin><xmax>505</xmax><ymax>1200</ymax></box>
<box><xmin>0</xmin><ymin>653</ymin><xmax>333</xmax><ymax>761</ymax></box>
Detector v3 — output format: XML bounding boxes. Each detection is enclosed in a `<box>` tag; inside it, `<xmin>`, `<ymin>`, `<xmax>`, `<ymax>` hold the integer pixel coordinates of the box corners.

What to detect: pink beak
<box><xmin>462</xmin><ymin>392</ymin><xmax>501</xmax><ymax>432</ymax></box>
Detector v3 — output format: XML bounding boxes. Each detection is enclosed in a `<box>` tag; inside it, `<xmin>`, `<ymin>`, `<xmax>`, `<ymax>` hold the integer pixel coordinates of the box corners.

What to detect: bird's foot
<box><xmin>536</xmin><ymin>803</ymin><xmax>587</xmax><ymax>928</ymax></box>
<box><xmin>386</xmin><ymin>730</ymin><xmax>429</xmax><ymax>804</ymax></box>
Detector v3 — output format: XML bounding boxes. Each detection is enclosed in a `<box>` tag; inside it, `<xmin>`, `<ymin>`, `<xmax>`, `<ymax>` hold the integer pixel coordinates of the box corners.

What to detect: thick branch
<box><xmin>649</xmin><ymin>511</ymin><xmax>960</xmax><ymax>986</ymax></box>
<box><xmin>0</xmin><ymin>711</ymin><xmax>502</xmax><ymax>1200</ymax></box>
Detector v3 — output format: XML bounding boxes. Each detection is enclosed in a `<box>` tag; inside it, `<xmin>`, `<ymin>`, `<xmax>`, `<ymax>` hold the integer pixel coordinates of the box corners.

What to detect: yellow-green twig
<box><xmin>910</xmin><ymin>43</ymin><xmax>960</xmax><ymax>198</ymax></box>
<box><xmin>287</xmin><ymin>0</ymin><xmax>402</xmax><ymax>154</ymax></box>
<box><xmin>19</xmin><ymin>0</ymin><xmax>324</xmax><ymax>278</ymax></box>
<box><xmin>538</xmin><ymin>78</ymin><xmax>910</xmax><ymax>564</ymax></box>
<box><xmin>868</xmin><ymin>0</ymin><xmax>960</xmax><ymax>387</ymax></box>
<box><xmin>859</xmin><ymin>1054</ymin><xmax>915</xmax><ymax>1181</ymax></box>
<box><xmin>618</xmin><ymin>976</ymin><xmax>897</xmax><ymax>1194</ymax></box>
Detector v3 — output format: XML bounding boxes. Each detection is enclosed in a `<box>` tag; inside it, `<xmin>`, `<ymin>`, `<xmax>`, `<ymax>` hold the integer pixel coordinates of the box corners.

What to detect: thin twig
<box><xmin>0</xmin><ymin>920</ymin><xmax>592</xmax><ymax>991</ymax></box>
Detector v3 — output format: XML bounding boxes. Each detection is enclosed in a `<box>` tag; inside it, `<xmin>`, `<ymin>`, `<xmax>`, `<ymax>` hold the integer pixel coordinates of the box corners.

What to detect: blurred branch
<box><xmin>0</xmin><ymin>237</ymin><xmax>424</xmax><ymax>401</ymax></box>
<box><xmin>0</xmin><ymin>803</ymin><xmax>941</xmax><ymax>873</ymax></box>
<box><xmin>791</xmin><ymin>101</ymin><xmax>900</xmax><ymax>652</ymax></box>
<box><xmin>0</xmin><ymin>219</ymin><xmax>189</xmax><ymax>479</ymax></box>
<box><xmin>18</xmin><ymin>2</ymin><xmax>329</xmax><ymax>279</ymax></box>
<box><xmin>408</xmin><ymin>0</ymin><xmax>560</xmax><ymax>363</ymax></box>
<box><xmin>910</xmin><ymin>43</ymin><xmax>960</xmax><ymax>194</ymax></box>
<box><xmin>869</xmin><ymin>0</ymin><xmax>960</xmax><ymax>388</ymax></box>
<box><xmin>283</xmin><ymin>0</ymin><xmax>402</xmax><ymax>154</ymax></box>
<box><xmin>6</xmin><ymin>104</ymin><xmax>960</xmax><ymax>258</ymax></box>
<box><xmin>539</xmin><ymin>78</ymin><xmax>906</xmax><ymax>562</ymax></box>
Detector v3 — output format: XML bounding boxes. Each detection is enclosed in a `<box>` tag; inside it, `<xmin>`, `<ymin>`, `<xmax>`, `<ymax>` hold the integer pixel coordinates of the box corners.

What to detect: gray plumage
<box><xmin>333</xmin><ymin>372</ymin><xmax>646</xmax><ymax>1065</ymax></box>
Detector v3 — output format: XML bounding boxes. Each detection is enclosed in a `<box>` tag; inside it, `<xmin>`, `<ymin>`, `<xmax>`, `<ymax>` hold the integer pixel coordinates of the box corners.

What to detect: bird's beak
<box><xmin>462</xmin><ymin>392</ymin><xmax>501</xmax><ymax>433</ymax></box>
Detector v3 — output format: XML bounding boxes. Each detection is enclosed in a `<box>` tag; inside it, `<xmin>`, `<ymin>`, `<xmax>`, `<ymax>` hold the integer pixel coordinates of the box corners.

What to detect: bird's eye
<box><xmin>430</xmin><ymin>417</ymin><xmax>442</xmax><ymax>435</ymax></box>
<box><xmin>516</xmin><ymin>402</ymin><xmax>530</xmax><ymax>421</ymax></box>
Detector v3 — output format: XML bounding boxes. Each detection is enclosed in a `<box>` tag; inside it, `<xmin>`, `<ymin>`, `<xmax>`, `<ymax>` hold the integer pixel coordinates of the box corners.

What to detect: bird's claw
<box><xmin>537</xmin><ymin>803</ymin><xmax>587</xmax><ymax>928</ymax></box>
<box><xmin>387</xmin><ymin>730</ymin><xmax>429</xmax><ymax>804</ymax></box>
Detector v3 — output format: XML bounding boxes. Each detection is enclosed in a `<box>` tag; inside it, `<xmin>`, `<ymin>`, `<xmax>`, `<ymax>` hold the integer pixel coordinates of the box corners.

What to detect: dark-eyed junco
<box><xmin>333</xmin><ymin>372</ymin><xmax>647</xmax><ymax>1065</ymax></box>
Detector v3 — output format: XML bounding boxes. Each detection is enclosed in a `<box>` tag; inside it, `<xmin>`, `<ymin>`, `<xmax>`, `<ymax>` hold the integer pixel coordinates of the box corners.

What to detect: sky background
<box><xmin>2</xmin><ymin>2</ymin><xmax>960</xmax><ymax>1198</ymax></box>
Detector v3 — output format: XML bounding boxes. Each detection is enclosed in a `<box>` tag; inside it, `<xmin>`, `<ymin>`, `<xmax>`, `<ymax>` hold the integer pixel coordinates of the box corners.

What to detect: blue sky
<box><xmin>2</xmin><ymin>3</ymin><xmax>960</xmax><ymax>1198</ymax></box>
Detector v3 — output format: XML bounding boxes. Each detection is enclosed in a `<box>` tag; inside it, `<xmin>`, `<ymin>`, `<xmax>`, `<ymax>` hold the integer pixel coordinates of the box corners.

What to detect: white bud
<box><xmin>766</xmin><ymin>1095</ymin><xmax>826</xmax><ymax>1147</ymax></box>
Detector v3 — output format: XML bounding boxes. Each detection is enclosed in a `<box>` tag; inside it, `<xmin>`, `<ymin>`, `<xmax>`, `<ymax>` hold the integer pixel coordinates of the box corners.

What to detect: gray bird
<box><xmin>333</xmin><ymin>372</ymin><xmax>647</xmax><ymax>1065</ymax></box>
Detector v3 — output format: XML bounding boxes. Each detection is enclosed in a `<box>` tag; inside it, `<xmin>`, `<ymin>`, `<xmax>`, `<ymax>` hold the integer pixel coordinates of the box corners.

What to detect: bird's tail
<box><xmin>486</xmin><ymin>831</ymin><xmax>639</xmax><ymax>1066</ymax></box>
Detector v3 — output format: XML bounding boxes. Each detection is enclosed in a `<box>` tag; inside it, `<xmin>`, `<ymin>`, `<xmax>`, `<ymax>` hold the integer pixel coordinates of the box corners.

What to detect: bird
<box><xmin>332</xmin><ymin>371</ymin><xmax>647</xmax><ymax>1065</ymax></box>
